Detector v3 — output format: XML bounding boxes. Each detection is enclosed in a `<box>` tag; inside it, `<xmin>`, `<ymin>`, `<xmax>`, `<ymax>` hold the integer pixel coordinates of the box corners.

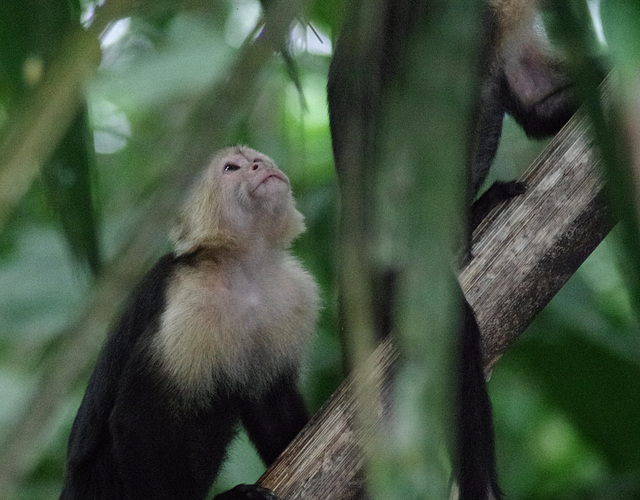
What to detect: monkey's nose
<box><xmin>251</xmin><ymin>163</ymin><xmax>261</xmax><ymax>171</ymax></box>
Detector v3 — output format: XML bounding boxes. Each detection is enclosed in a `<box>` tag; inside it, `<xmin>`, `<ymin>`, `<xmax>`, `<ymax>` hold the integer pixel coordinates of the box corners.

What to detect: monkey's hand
<box><xmin>213</xmin><ymin>484</ymin><xmax>282</xmax><ymax>500</ymax></box>
<box><xmin>471</xmin><ymin>180</ymin><xmax>527</xmax><ymax>232</ymax></box>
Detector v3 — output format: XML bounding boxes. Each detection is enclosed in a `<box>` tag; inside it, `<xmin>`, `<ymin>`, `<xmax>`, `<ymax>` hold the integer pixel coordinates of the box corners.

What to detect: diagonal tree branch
<box><xmin>464</xmin><ymin>107</ymin><xmax>612</xmax><ymax>370</ymax></box>
<box><xmin>258</xmin><ymin>88</ymin><xmax>615</xmax><ymax>499</ymax></box>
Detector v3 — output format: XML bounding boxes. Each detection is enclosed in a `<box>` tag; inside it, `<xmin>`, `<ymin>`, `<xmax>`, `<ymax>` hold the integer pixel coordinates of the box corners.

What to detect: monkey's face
<box><xmin>500</xmin><ymin>5</ymin><xmax>569</xmax><ymax>102</ymax></box>
<box><xmin>213</xmin><ymin>151</ymin><xmax>296</xmax><ymax>232</ymax></box>
<box><xmin>218</xmin><ymin>151</ymin><xmax>292</xmax><ymax>206</ymax></box>
<box><xmin>493</xmin><ymin>0</ymin><xmax>577</xmax><ymax>137</ymax></box>
<box><xmin>172</xmin><ymin>147</ymin><xmax>305</xmax><ymax>253</ymax></box>
<box><xmin>214</xmin><ymin>148</ymin><xmax>303</xmax><ymax>248</ymax></box>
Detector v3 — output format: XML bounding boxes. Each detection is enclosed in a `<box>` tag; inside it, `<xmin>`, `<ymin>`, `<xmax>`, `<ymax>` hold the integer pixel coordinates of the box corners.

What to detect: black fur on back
<box><xmin>60</xmin><ymin>252</ymin><xmax>309</xmax><ymax>499</ymax></box>
<box><xmin>61</xmin><ymin>253</ymin><xmax>181</xmax><ymax>498</ymax></box>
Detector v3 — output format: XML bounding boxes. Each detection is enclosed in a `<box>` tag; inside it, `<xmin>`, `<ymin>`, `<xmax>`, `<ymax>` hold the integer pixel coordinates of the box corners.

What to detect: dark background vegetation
<box><xmin>0</xmin><ymin>0</ymin><xmax>639</xmax><ymax>499</ymax></box>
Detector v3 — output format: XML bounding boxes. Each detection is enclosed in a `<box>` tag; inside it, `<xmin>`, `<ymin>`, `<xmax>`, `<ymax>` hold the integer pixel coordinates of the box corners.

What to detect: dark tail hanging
<box><xmin>456</xmin><ymin>300</ymin><xmax>501</xmax><ymax>500</ymax></box>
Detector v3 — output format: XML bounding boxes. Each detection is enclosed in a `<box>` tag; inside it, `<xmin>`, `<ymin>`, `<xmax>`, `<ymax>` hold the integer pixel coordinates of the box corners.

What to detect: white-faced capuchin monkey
<box><xmin>60</xmin><ymin>146</ymin><xmax>320</xmax><ymax>500</ymax></box>
<box><xmin>328</xmin><ymin>1</ymin><xmax>587</xmax><ymax>499</ymax></box>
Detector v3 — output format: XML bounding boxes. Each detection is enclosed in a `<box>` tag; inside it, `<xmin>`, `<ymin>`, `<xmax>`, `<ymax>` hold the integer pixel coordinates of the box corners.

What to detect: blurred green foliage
<box><xmin>0</xmin><ymin>0</ymin><xmax>101</xmax><ymax>274</ymax></box>
<box><xmin>0</xmin><ymin>0</ymin><xmax>638</xmax><ymax>499</ymax></box>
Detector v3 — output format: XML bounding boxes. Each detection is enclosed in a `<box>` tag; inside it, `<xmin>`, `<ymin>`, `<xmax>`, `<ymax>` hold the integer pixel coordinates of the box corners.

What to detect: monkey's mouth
<box><xmin>263</xmin><ymin>173</ymin><xmax>287</xmax><ymax>183</ymax></box>
<box><xmin>251</xmin><ymin>171</ymin><xmax>289</xmax><ymax>194</ymax></box>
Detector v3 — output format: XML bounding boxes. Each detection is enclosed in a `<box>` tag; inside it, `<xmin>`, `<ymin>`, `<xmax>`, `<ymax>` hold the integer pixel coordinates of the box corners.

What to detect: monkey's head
<box><xmin>172</xmin><ymin>146</ymin><xmax>305</xmax><ymax>254</ymax></box>
<box><xmin>490</xmin><ymin>0</ymin><xmax>578</xmax><ymax>137</ymax></box>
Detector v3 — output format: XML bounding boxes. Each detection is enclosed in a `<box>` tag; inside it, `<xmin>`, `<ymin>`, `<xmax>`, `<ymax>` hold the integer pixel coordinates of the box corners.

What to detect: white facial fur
<box><xmin>172</xmin><ymin>146</ymin><xmax>305</xmax><ymax>254</ymax></box>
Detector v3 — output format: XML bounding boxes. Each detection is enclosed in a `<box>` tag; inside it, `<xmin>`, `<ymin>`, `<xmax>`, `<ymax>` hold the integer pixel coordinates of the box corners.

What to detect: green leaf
<box><xmin>517</xmin><ymin>330</ymin><xmax>640</xmax><ymax>473</ymax></box>
<box><xmin>41</xmin><ymin>107</ymin><xmax>101</xmax><ymax>274</ymax></box>
<box><xmin>0</xmin><ymin>0</ymin><xmax>101</xmax><ymax>273</ymax></box>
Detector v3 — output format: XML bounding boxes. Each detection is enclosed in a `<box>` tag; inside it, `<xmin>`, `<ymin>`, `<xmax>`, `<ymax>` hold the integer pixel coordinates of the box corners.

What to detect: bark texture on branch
<box><xmin>259</xmin><ymin>102</ymin><xmax>614</xmax><ymax>498</ymax></box>
<box><xmin>260</xmin><ymin>340</ymin><xmax>397</xmax><ymax>500</ymax></box>
<box><xmin>463</xmin><ymin>107</ymin><xmax>614</xmax><ymax>369</ymax></box>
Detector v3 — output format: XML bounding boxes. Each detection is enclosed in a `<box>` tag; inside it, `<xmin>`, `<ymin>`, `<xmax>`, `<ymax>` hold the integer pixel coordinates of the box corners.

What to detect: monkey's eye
<box><xmin>223</xmin><ymin>163</ymin><xmax>240</xmax><ymax>173</ymax></box>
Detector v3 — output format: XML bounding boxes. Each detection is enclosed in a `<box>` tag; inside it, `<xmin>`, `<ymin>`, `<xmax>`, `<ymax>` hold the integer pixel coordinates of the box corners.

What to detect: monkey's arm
<box><xmin>469</xmin><ymin>70</ymin><xmax>508</xmax><ymax>194</ymax></box>
<box><xmin>61</xmin><ymin>255</ymin><xmax>179</xmax><ymax>499</ymax></box>
<box><xmin>63</xmin><ymin>253</ymin><xmax>241</xmax><ymax>500</ymax></box>
<box><xmin>110</xmin><ymin>357</ymin><xmax>240</xmax><ymax>500</ymax></box>
<box><xmin>212</xmin><ymin>375</ymin><xmax>309</xmax><ymax>500</ymax></box>
<box><xmin>239</xmin><ymin>373</ymin><xmax>308</xmax><ymax>466</ymax></box>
